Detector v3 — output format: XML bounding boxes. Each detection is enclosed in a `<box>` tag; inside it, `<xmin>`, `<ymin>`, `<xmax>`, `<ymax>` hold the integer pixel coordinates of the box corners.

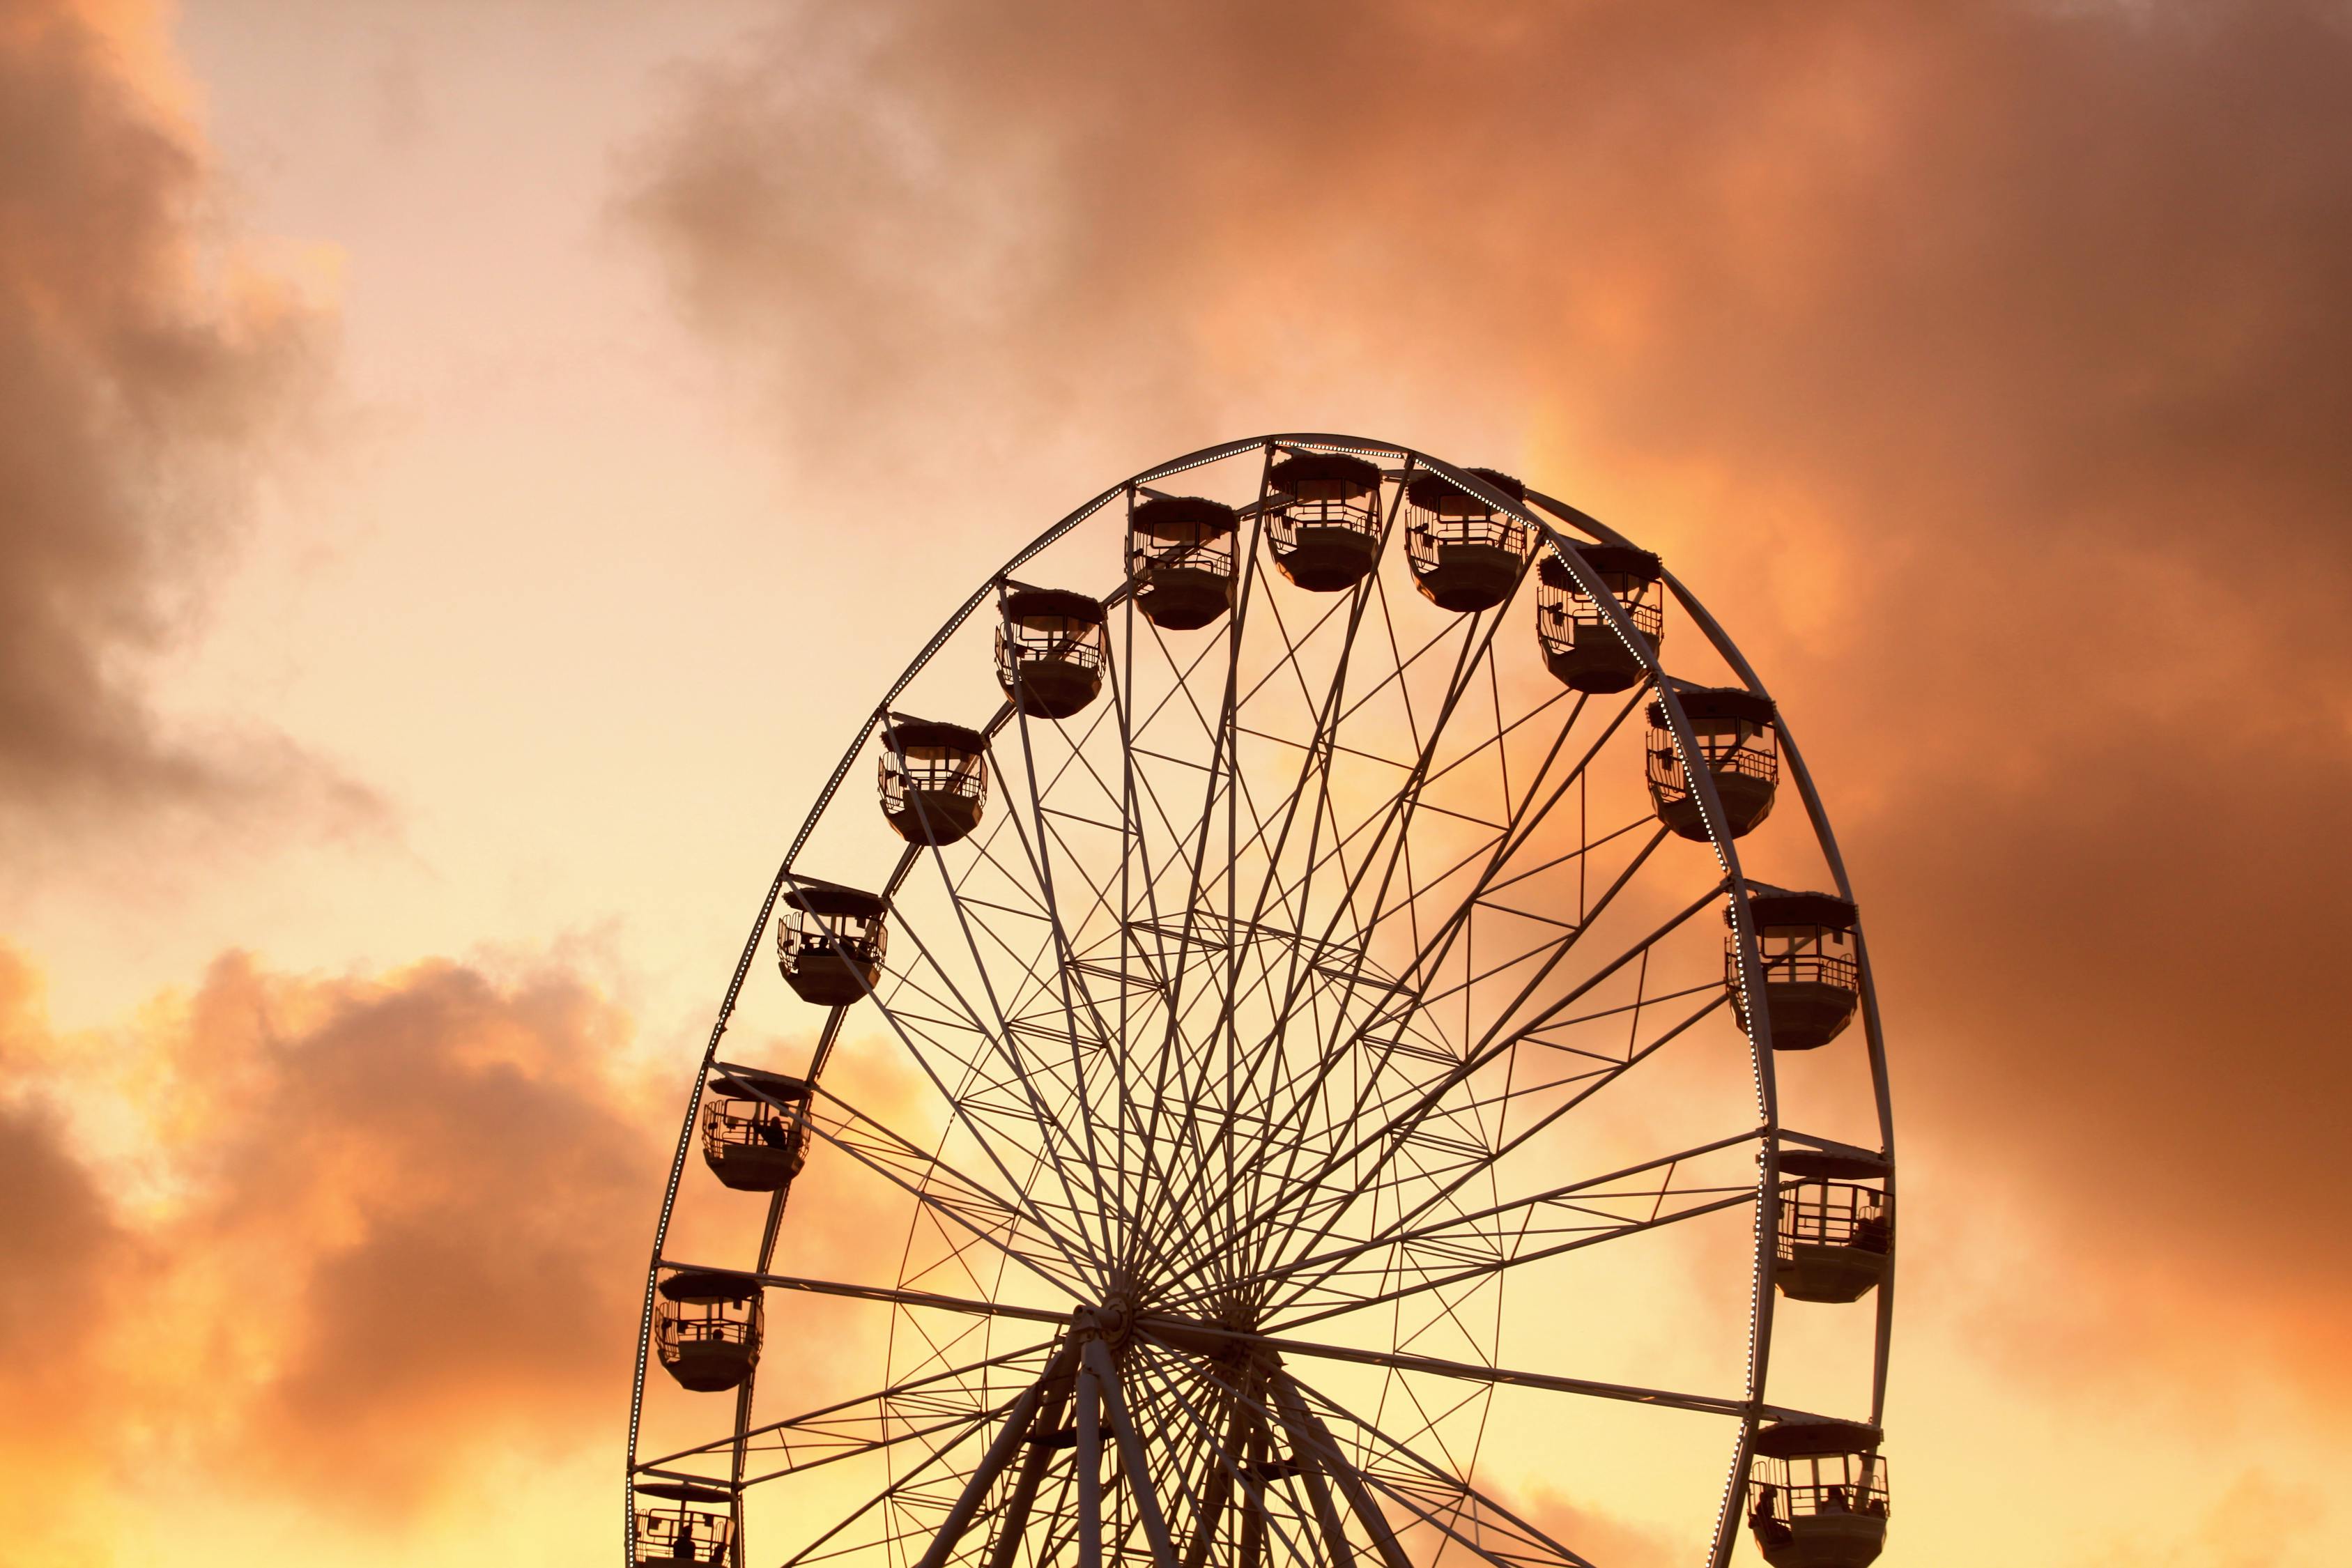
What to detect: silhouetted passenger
<box><xmin>1748</xmin><ymin>1481</ymin><xmax>1792</xmax><ymax>1547</ymax></box>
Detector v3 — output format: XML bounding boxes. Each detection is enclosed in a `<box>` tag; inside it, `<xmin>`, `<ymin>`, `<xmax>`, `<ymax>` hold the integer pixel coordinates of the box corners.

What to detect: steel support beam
<box><xmin>1086</xmin><ymin>1338</ymin><xmax>1181</xmax><ymax>1568</ymax></box>
<box><xmin>1076</xmin><ymin>1358</ymin><xmax>1103</xmax><ymax>1568</ymax></box>
<box><xmin>1178</xmin><ymin>1369</ymin><xmax>1252</xmax><ymax>1568</ymax></box>
<box><xmin>985</xmin><ymin>1355</ymin><xmax>1082</xmax><ymax>1568</ymax></box>
<box><xmin>918</xmin><ymin>1341</ymin><xmax>1077</xmax><ymax>1568</ymax></box>
<box><xmin>1268</xmin><ymin>1368</ymin><xmax>1410</xmax><ymax>1568</ymax></box>
<box><xmin>1266</xmin><ymin>1370</ymin><xmax>1354</xmax><ymax>1568</ymax></box>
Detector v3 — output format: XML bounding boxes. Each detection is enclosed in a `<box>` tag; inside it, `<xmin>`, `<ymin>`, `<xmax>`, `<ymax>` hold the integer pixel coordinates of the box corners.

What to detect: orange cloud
<box><xmin>0</xmin><ymin>935</ymin><xmax>953</xmax><ymax>1553</ymax></box>
<box><xmin>0</xmin><ymin>945</ymin><xmax>666</xmax><ymax>1535</ymax></box>
<box><xmin>622</xmin><ymin>0</ymin><xmax>2352</xmax><ymax>1399</ymax></box>
<box><xmin>157</xmin><ymin>953</ymin><xmax>663</xmax><ymax>1509</ymax></box>
<box><xmin>1518</xmin><ymin>1486</ymin><xmax>1680</xmax><ymax>1568</ymax></box>
<box><xmin>0</xmin><ymin>956</ymin><xmax>141</xmax><ymax>1561</ymax></box>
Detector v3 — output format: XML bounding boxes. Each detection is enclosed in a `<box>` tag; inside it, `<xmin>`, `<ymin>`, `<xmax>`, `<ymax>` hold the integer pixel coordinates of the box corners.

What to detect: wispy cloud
<box><xmin>0</xmin><ymin>0</ymin><xmax>373</xmax><ymax>852</ymax></box>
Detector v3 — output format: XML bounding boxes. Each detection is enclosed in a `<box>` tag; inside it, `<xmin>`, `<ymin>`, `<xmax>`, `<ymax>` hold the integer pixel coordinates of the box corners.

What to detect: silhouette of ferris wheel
<box><xmin>626</xmin><ymin>436</ymin><xmax>1896</xmax><ymax>1568</ymax></box>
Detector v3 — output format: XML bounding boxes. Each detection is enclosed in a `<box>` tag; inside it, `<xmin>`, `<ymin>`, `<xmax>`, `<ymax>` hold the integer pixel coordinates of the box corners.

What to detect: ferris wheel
<box><xmin>625</xmin><ymin>436</ymin><xmax>1896</xmax><ymax>1568</ymax></box>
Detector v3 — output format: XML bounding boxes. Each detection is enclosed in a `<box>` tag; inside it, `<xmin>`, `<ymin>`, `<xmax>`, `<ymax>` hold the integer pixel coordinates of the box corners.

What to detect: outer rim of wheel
<box><xmin>624</xmin><ymin>433</ymin><xmax>1896</xmax><ymax>1568</ymax></box>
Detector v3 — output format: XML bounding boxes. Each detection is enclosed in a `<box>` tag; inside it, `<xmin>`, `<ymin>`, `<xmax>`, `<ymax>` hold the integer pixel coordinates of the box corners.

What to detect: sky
<box><xmin>2</xmin><ymin>0</ymin><xmax>2349</xmax><ymax>1562</ymax></box>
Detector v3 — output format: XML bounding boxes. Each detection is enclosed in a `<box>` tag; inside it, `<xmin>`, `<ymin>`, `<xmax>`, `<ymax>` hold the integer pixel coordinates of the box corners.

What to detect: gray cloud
<box><xmin>0</xmin><ymin>1</ymin><xmax>368</xmax><ymax>843</ymax></box>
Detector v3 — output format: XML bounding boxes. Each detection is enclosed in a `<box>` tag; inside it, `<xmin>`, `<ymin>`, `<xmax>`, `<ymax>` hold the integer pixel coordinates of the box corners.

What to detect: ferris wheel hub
<box><xmin>1075</xmin><ymin>1291</ymin><xmax>1137</xmax><ymax>1351</ymax></box>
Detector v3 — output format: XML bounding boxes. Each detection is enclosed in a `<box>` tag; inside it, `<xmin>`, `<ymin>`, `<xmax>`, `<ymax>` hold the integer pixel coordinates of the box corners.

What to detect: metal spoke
<box><xmin>1135</xmin><ymin>1316</ymin><xmax>1750</xmax><ymax>1420</ymax></box>
<box><xmin>1279</xmin><ymin>1365</ymin><xmax>1601</xmax><ymax>1568</ymax></box>
<box><xmin>642</xmin><ymin>1337</ymin><xmax>1059</xmax><ymax>1478</ymax></box>
<box><xmin>723</xmin><ymin>1073</ymin><xmax>1094</xmax><ymax>1300</ymax></box>
<box><xmin>1217</xmin><ymin>1130</ymin><xmax>1763</xmax><ymax>1318</ymax></box>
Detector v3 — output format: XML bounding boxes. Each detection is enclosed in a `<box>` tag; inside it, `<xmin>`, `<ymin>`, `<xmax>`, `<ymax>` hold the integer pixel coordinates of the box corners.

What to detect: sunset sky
<box><xmin>5</xmin><ymin>1</ymin><xmax>2351</xmax><ymax>1563</ymax></box>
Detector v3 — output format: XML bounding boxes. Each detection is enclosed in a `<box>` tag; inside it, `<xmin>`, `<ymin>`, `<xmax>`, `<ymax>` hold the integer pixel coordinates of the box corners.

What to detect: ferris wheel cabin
<box><xmin>1746</xmin><ymin>1420</ymin><xmax>1890</xmax><ymax>1568</ymax></box>
<box><xmin>702</xmin><ymin>1069</ymin><xmax>814</xmax><ymax>1193</ymax></box>
<box><xmin>1537</xmin><ymin>544</ymin><xmax>1664</xmax><ymax>693</ymax></box>
<box><xmin>1730</xmin><ymin>887</ymin><xmax>1861</xmax><ymax>1051</ymax></box>
<box><xmin>774</xmin><ymin>882</ymin><xmax>888</xmax><ymax>1006</ymax></box>
<box><xmin>879</xmin><ymin>716</ymin><xmax>987</xmax><ymax>845</ymax></box>
<box><xmin>1128</xmin><ymin>495</ymin><xmax>1240</xmax><ymax>629</ymax></box>
<box><xmin>633</xmin><ymin>1482</ymin><xmax>735</xmax><ymax>1567</ymax></box>
<box><xmin>655</xmin><ymin>1268</ymin><xmax>763</xmax><ymax>1393</ymax></box>
<box><xmin>1266</xmin><ymin>452</ymin><xmax>1385</xmax><ymax>591</ymax></box>
<box><xmin>1647</xmin><ymin>687</ymin><xmax>1779</xmax><ymax>840</ymax></box>
<box><xmin>1404</xmin><ymin>467</ymin><xmax>1531</xmax><ymax>612</ymax></box>
<box><xmin>1775</xmin><ymin>1146</ymin><xmax>1893</xmax><ymax>1303</ymax></box>
<box><xmin>996</xmin><ymin>587</ymin><xmax>1107</xmax><ymax>718</ymax></box>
